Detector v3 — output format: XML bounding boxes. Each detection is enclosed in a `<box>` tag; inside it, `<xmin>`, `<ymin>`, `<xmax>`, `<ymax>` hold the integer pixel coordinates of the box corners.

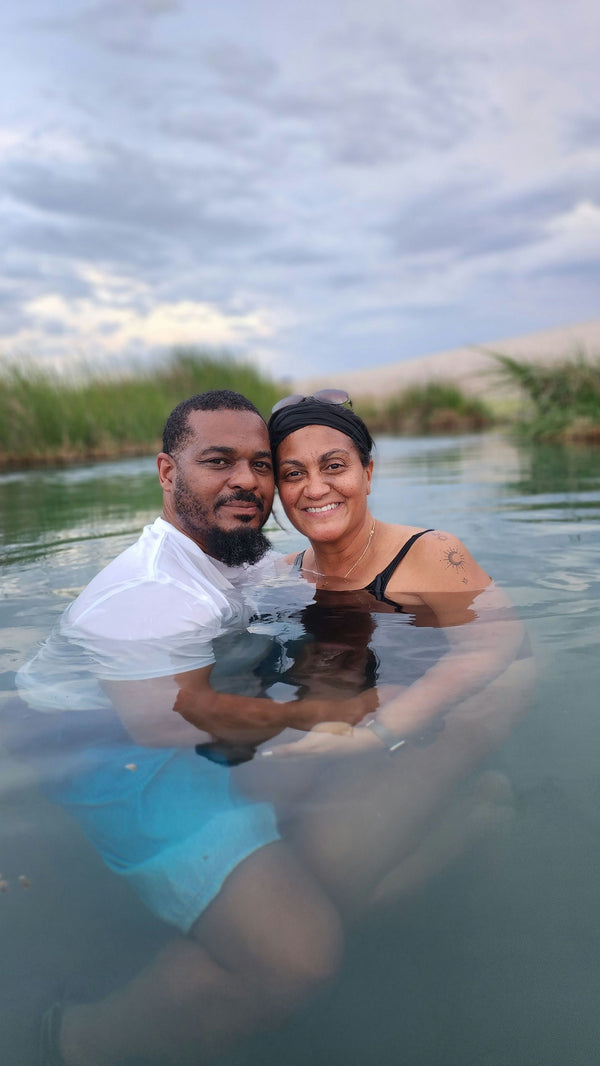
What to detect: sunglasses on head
<box><xmin>271</xmin><ymin>389</ymin><xmax>352</xmax><ymax>415</ymax></box>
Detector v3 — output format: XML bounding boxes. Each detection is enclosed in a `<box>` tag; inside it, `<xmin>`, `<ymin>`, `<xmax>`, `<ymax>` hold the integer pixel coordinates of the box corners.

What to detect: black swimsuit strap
<box><xmin>363</xmin><ymin>529</ymin><xmax>434</xmax><ymax>601</ymax></box>
<box><xmin>293</xmin><ymin>531</ymin><xmax>434</xmax><ymax>601</ymax></box>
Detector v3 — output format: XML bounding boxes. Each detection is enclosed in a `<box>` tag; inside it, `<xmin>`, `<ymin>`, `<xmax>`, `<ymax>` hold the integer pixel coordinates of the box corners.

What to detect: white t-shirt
<box><xmin>17</xmin><ymin>517</ymin><xmax>281</xmax><ymax>713</ymax></box>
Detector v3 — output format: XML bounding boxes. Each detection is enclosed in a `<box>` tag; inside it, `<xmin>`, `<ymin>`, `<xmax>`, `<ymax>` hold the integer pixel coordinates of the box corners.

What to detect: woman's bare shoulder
<box><xmin>376</xmin><ymin>521</ymin><xmax>432</xmax><ymax>550</ymax></box>
<box><xmin>384</xmin><ymin>526</ymin><xmax>492</xmax><ymax>593</ymax></box>
<box><xmin>377</xmin><ymin>520</ymin><xmax>425</xmax><ymax>540</ymax></box>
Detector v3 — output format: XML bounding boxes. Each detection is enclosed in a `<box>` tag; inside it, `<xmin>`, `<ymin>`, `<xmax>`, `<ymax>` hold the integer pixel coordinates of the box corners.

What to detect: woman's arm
<box><xmin>372</xmin><ymin>530</ymin><xmax>525</xmax><ymax>737</ymax></box>
<box><xmin>264</xmin><ymin>533</ymin><xmax>529</xmax><ymax>758</ymax></box>
<box><xmin>372</xmin><ymin>583</ymin><xmax>526</xmax><ymax>742</ymax></box>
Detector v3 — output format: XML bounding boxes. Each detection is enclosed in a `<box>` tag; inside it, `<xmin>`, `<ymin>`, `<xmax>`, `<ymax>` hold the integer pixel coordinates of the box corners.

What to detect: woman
<box><xmin>265</xmin><ymin>391</ymin><xmax>530</xmax><ymax>761</ymax></box>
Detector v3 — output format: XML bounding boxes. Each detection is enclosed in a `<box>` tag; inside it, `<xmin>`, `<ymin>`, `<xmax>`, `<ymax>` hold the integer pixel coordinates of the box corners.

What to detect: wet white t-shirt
<box><xmin>17</xmin><ymin>517</ymin><xmax>281</xmax><ymax>713</ymax></box>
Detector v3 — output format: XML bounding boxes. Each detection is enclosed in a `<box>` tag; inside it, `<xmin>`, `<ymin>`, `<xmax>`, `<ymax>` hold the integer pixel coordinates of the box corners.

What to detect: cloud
<box><xmin>161</xmin><ymin>110</ymin><xmax>257</xmax><ymax>148</ymax></box>
<box><xmin>31</xmin><ymin>0</ymin><xmax>182</xmax><ymax>54</ymax></box>
<box><xmin>1</xmin><ymin>135</ymin><xmax>274</xmax><ymax>313</ymax></box>
<box><xmin>202</xmin><ymin>41</ymin><xmax>279</xmax><ymax>100</ymax></box>
<box><xmin>526</xmin><ymin>200</ymin><xmax>600</xmax><ymax>273</ymax></box>
<box><xmin>4</xmin><ymin>150</ymin><xmax>268</xmax><ymax>243</ymax></box>
<box><xmin>386</xmin><ymin>179</ymin><xmax>596</xmax><ymax>260</ymax></box>
<box><xmin>1</xmin><ymin>263</ymin><xmax>281</xmax><ymax>369</ymax></box>
<box><xmin>569</xmin><ymin>113</ymin><xmax>600</xmax><ymax>150</ymax></box>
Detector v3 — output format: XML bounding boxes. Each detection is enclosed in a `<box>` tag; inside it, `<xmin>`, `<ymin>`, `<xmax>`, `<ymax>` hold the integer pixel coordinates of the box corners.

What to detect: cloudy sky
<box><xmin>2</xmin><ymin>0</ymin><xmax>599</xmax><ymax>381</ymax></box>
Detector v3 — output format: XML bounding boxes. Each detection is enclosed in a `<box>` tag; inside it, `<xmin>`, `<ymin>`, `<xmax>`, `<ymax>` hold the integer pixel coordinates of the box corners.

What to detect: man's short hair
<box><xmin>162</xmin><ymin>390</ymin><xmax>264</xmax><ymax>455</ymax></box>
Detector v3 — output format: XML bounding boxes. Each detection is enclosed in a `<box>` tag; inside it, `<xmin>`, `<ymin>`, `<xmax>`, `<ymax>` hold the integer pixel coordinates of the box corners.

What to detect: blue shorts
<box><xmin>21</xmin><ymin>708</ymin><xmax>281</xmax><ymax>933</ymax></box>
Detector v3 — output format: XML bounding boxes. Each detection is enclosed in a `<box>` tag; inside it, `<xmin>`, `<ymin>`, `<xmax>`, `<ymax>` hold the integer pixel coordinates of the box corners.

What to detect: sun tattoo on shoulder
<box><xmin>442</xmin><ymin>544</ymin><xmax>469</xmax><ymax>584</ymax></box>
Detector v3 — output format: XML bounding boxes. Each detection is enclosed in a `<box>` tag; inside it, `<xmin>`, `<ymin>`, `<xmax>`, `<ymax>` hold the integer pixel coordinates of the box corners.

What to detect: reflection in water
<box><xmin>0</xmin><ymin>457</ymin><xmax>161</xmax><ymax>568</ymax></box>
<box><xmin>1</xmin><ymin>434</ymin><xmax>599</xmax><ymax>1065</ymax></box>
<box><xmin>506</xmin><ymin>439</ymin><xmax>600</xmax><ymax>498</ymax></box>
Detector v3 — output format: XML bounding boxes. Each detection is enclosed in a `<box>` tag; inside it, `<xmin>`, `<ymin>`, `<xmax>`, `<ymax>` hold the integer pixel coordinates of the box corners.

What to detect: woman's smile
<box><xmin>303</xmin><ymin>502</ymin><xmax>343</xmax><ymax>514</ymax></box>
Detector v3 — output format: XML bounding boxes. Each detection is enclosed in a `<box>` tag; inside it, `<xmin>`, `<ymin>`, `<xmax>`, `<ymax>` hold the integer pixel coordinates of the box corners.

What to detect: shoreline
<box><xmin>0</xmin><ymin>441</ymin><xmax>160</xmax><ymax>473</ymax></box>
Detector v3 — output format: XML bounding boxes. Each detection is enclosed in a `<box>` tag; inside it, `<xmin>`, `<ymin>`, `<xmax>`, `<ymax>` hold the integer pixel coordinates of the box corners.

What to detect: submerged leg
<box><xmin>289</xmin><ymin>659</ymin><xmax>534</xmax><ymax>921</ymax></box>
<box><xmin>370</xmin><ymin>769</ymin><xmax>515</xmax><ymax>906</ymax></box>
<box><xmin>57</xmin><ymin>842</ymin><xmax>343</xmax><ymax>1066</ymax></box>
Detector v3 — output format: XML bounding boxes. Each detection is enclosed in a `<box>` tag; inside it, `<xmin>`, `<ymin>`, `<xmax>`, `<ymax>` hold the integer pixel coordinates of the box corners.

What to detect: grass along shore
<box><xmin>356</xmin><ymin>382</ymin><xmax>495</xmax><ymax>436</ymax></box>
<box><xmin>1</xmin><ymin>348</ymin><xmax>599</xmax><ymax>469</ymax></box>
<box><xmin>0</xmin><ymin>355</ymin><xmax>498</xmax><ymax>470</ymax></box>
<box><xmin>491</xmin><ymin>352</ymin><xmax>600</xmax><ymax>443</ymax></box>
<box><xmin>0</xmin><ymin>351</ymin><xmax>282</xmax><ymax>468</ymax></box>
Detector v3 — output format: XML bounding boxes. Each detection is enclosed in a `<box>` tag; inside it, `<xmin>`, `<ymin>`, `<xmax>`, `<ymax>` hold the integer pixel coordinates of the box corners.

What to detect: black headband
<box><xmin>268</xmin><ymin>400</ymin><xmax>373</xmax><ymax>462</ymax></box>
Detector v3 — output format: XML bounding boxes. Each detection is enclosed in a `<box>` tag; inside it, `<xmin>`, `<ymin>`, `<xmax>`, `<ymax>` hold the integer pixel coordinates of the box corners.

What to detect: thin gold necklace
<box><xmin>343</xmin><ymin>520</ymin><xmax>375</xmax><ymax>579</ymax></box>
<box><xmin>305</xmin><ymin>520</ymin><xmax>377</xmax><ymax>581</ymax></box>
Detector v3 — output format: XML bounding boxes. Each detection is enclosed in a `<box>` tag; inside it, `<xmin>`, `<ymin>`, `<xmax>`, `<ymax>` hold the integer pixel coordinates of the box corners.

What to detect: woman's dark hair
<box><xmin>268</xmin><ymin>400</ymin><xmax>374</xmax><ymax>469</ymax></box>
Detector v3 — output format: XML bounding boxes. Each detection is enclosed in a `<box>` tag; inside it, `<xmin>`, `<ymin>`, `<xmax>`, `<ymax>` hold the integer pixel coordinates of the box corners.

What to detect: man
<box><xmin>18</xmin><ymin>390</ymin><xmax>373</xmax><ymax>1066</ymax></box>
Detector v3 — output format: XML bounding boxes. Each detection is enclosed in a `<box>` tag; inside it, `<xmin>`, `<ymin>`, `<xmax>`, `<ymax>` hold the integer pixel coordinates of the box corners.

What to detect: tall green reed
<box><xmin>357</xmin><ymin>382</ymin><xmax>494</xmax><ymax>435</ymax></box>
<box><xmin>0</xmin><ymin>350</ymin><xmax>282</xmax><ymax>466</ymax></box>
<box><xmin>491</xmin><ymin>351</ymin><xmax>600</xmax><ymax>441</ymax></box>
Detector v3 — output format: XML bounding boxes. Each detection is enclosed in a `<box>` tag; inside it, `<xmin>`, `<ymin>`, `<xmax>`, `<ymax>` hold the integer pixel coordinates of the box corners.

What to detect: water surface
<box><xmin>1</xmin><ymin>432</ymin><xmax>599</xmax><ymax>1065</ymax></box>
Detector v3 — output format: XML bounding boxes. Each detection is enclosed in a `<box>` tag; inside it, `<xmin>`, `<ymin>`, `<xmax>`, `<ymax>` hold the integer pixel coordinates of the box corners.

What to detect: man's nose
<box><xmin>228</xmin><ymin>460</ymin><xmax>259</xmax><ymax>488</ymax></box>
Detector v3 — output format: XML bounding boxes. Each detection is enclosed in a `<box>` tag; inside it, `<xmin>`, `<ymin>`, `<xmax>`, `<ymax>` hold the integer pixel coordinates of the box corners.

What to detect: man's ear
<box><xmin>157</xmin><ymin>452</ymin><xmax>176</xmax><ymax>491</ymax></box>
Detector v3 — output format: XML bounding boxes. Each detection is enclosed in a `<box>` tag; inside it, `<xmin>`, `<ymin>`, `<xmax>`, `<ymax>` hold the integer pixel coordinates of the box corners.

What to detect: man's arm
<box><xmin>103</xmin><ymin>664</ymin><xmax>378</xmax><ymax>749</ymax></box>
<box><xmin>102</xmin><ymin>673</ymin><xmax>208</xmax><ymax>748</ymax></box>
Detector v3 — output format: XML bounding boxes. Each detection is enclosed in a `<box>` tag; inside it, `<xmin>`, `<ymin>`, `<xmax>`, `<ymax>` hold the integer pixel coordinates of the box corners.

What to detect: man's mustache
<box><xmin>215</xmin><ymin>491</ymin><xmax>264</xmax><ymax>512</ymax></box>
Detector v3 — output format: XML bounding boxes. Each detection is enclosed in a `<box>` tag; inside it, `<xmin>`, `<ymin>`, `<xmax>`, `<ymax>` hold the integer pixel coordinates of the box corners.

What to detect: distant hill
<box><xmin>296</xmin><ymin>319</ymin><xmax>600</xmax><ymax>402</ymax></box>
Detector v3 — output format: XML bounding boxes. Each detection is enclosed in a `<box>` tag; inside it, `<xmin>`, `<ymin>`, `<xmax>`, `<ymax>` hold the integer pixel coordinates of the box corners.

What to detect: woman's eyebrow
<box><xmin>279</xmin><ymin>449</ymin><xmax>351</xmax><ymax>467</ymax></box>
<box><xmin>320</xmin><ymin>449</ymin><xmax>351</xmax><ymax>460</ymax></box>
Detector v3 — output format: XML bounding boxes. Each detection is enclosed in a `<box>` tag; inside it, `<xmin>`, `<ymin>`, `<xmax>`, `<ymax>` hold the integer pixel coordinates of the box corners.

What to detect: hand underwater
<box><xmin>261</xmin><ymin>721</ymin><xmax>383</xmax><ymax>759</ymax></box>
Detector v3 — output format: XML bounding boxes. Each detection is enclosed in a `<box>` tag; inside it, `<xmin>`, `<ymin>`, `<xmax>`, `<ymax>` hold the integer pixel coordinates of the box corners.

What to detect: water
<box><xmin>1</xmin><ymin>432</ymin><xmax>599</xmax><ymax>1064</ymax></box>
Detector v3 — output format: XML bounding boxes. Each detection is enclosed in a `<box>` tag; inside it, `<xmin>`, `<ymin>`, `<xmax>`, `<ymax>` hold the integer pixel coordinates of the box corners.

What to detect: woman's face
<box><xmin>276</xmin><ymin>424</ymin><xmax>373</xmax><ymax>543</ymax></box>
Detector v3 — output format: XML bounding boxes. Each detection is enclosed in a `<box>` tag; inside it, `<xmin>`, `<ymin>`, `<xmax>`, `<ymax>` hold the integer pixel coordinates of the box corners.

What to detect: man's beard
<box><xmin>173</xmin><ymin>475</ymin><xmax>270</xmax><ymax>565</ymax></box>
<box><xmin>203</xmin><ymin>525</ymin><xmax>271</xmax><ymax>566</ymax></box>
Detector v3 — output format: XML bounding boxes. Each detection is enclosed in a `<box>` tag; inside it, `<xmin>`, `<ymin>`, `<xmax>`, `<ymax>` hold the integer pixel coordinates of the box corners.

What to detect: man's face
<box><xmin>158</xmin><ymin>409</ymin><xmax>275</xmax><ymax>563</ymax></box>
